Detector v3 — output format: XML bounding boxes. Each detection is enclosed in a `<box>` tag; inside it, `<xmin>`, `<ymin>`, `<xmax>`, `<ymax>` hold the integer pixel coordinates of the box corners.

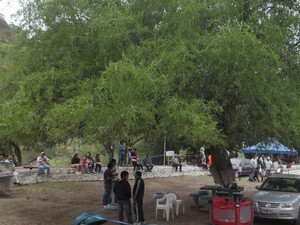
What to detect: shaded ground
<box><xmin>0</xmin><ymin>175</ymin><xmax>292</xmax><ymax>225</ymax></box>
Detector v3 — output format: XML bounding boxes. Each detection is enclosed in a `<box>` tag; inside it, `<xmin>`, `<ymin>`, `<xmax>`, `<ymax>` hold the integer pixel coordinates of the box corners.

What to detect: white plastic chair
<box><xmin>173</xmin><ymin>199</ymin><xmax>185</xmax><ymax>216</ymax></box>
<box><xmin>155</xmin><ymin>193</ymin><xmax>177</xmax><ymax>221</ymax></box>
<box><xmin>170</xmin><ymin>193</ymin><xmax>185</xmax><ymax>216</ymax></box>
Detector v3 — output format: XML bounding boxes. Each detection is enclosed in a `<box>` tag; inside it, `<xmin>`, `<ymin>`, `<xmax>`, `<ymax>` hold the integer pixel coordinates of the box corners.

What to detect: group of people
<box><xmin>197</xmin><ymin>146</ymin><xmax>212</xmax><ymax>171</ymax></box>
<box><xmin>0</xmin><ymin>153</ymin><xmax>21</xmax><ymax>186</ymax></box>
<box><xmin>249</xmin><ymin>154</ymin><xmax>273</xmax><ymax>182</ymax></box>
<box><xmin>117</xmin><ymin>144</ymin><xmax>154</xmax><ymax>172</ymax></box>
<box><xmin>117</xmin><ymin>143</ymin><xmax>145</xmax><ymax>168</ymax></box>
<box><xmin>70</xmin><ymin>152</ymin><xmax>102</xmax><ymax>174</ymax></box>
<box><xmin>103</xmin><ymin>158</ymin><xmax>145</xmax><ymax>225</ymax></box>
<box><xmin>170</xmin><ymin>146</ymin><xmax>211</xmax><ymax>173</ymax></box>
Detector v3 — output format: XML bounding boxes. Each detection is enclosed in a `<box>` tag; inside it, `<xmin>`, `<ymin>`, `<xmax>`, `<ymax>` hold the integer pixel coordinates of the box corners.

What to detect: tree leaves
<box><xmin>1</xmin><ymin>0</ymin><xmax>300</xmax><ymax>154</ymax></box>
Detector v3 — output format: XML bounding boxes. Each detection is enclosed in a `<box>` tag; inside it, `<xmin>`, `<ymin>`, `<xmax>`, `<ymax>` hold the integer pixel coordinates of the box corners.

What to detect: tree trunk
<box><xmin>210</xmin><ymin>145</ymin><xmax>235</xmax><ymax>187</ymax></box>
<box><xmin>103</xmin><ymin>143</ymin><xmax>115</xmax><ymax>163</ymax></box>
<box><xmin>10</xmin><ymin>141</ymin><xmax>22</xmax><ymax>166</ymax></box>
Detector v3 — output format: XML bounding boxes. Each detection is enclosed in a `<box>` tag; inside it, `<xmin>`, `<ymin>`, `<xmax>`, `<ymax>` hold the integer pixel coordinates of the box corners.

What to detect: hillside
<box><xmin>0</xmin><ymin>17</ymin><xmax>14</xmax><ymax>44</ymax></box>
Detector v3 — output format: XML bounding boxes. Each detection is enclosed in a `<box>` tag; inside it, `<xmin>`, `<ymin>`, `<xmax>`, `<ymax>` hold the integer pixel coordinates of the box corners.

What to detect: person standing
<box><xmin>237</xmin><ymin>162</ymin><xmax>243</xmax><ymax>181</ymax></box>
<box><xmin>37</xmin><ymin>152</ymin><xmax>51</xmax><ymax>176</ymax></box>
<box><xmin>253</xmin><ymin>166</ymin><xmax>260</xmax><ymax>182</ymax></box>
<box><xmin>199</xmin><ymin>146</ymin><xmax>206</xmax><ymax>163</ymax></box>
<box><xmin>114</xmin><ymin>170</ymin><xmax>133</xmax><ymax>224</ymax></box>
<box><xmin>110</xmin><ymin>158</ymin><xmax>119</xmax><ymax>204</ymax></box>
<box><xmin>94</xmin><ymin>153</ymin><xmax>102</xmax><ymax>173</ymax></box>
<box><xmin>103</xmin><ymin>163</ymin><xmax>114</xmax><ymax>208</ymax></box>
<box><xmin>250</xmin><ymin>154</ymin><xmax>258</xmax><ymax>176</ymax></box>
<box><xmin>265</xmin><ymin>157</ymin><xmax>273</xmax><ymax>177</ymax></box>
<box><xmin>207</xmin><ymin>154</ymin><xmax>212</xmax><ymax>173</ymax></box>
<box><xmin>118</xmin><ymin>142</ymin><xmax>125</xmax><ymax>166</ymax></box>
<box><xmin>127</xmin><ymin>143</ymin><xmax>133</xmax><ymax>165</ymax></box>
<box><xmin>131</xmin><ymin>148</ymin><xmax>143</xmax><ymax>171</ymax></box>
<box><xmin>258</xmin><ymin>155</ymin><xmax>266</xmax><ymax>182</ymax></box>
<box><xmin>133</xmin><ymin>171</ymin><xmax>145</xmax><ymax>224</ymax></box>
<box><xmin>109</xmin><ymin>144</ymin><xmax>115</xmax><ymax>163</ymax></box>
<box><xmin>6</xmin><ymin>154</ymin><xmax>21</xmax><ymax>185</ymax></box>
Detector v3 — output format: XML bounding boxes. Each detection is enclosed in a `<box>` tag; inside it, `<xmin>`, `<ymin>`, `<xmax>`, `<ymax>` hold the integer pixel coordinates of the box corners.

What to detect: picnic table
<box><xmin>200</xmin><ymin>185</ymin><xmax>244</xmax><ymax>202</ymax></box>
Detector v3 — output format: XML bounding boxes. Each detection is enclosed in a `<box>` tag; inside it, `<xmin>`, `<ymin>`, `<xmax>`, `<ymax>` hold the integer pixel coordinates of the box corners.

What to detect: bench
<box><xmin>190</xmin><ymin>191</ymin><xmax>209</xmax><ymax>205</ymax></box>
<box><xmin>232</xmin><ymin>192</ymin><xmax>244</xmax><ymax>202</ymax></box>
<box><xmin>199</xmin><ymin>195</ymin><xmax>214</xmax><ymax>205</ymax></box>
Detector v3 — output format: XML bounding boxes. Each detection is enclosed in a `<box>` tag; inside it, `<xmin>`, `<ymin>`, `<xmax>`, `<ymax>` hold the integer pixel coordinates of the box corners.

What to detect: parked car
<box><xmin>230</xmin><ymin>158</ymin><xmax>252</xmax><ymax>177</ymax></box>
<box><xmin>252</xmin><ymin>174</ymin><xmax>300</xmax><ymax>224</ymax></box>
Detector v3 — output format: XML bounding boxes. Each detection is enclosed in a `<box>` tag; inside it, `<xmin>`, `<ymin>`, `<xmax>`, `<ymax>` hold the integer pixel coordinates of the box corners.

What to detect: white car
<box><xmin>252</xmin><ymin>174</ymin><xmax>300</xmax><ymax>224</ymax></box>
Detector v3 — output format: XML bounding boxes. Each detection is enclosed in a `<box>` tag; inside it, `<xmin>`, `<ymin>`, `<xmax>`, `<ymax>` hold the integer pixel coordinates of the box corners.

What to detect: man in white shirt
<box><xmin>37</xmin><ymin>152</ymin><xmax>51</xmax><ymax>176</ymax></box>
<box><xmin>265</xmin><ymin>157</ymin><xmax>273</xmax><ymax>177</ymax></box>
<box><xmin>171</xmin><ymin>154</ymin><xmax>182</xmax><ymax>172</ymax></box>
<box><xmin>250</xmin><ymin>154</ymin><xmax>258</xmax><ymax>176</ymax></box>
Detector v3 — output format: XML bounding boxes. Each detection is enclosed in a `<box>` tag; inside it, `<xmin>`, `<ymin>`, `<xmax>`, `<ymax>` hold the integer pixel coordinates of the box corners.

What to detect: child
<box><xmin>237</xmin><ymin>162</ymin><xmax>243</xmax><ymax>181</ymax></box>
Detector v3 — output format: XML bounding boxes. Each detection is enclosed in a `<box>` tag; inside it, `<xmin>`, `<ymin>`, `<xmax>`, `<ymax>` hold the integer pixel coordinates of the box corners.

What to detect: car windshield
<box><xmin>260</xmin><ymin>177</ymin><xmax>300</xmax><ymax>193</ymax></box>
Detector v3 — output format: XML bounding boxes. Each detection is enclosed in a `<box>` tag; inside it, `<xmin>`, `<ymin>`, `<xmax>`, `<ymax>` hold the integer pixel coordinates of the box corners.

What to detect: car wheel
<box><xmin>294</xmin><ymin>208</ymin><xmax>300</xmax><ymax>225</ymax></box>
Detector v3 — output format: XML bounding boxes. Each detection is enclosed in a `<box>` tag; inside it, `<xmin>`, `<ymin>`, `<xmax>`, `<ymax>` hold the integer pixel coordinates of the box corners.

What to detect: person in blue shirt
<box><xmin>118</xmin><ymin>142</ymin><xmax>125</xmax><ymax>166</ymax></box>
<box><xmin>144</xmin><ymin>153</ymin><xmax>154</xmax><ymax>172</ymax></box>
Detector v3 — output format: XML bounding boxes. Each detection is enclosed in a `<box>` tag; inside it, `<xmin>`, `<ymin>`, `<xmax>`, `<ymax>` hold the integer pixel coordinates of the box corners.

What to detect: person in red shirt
<box><xmin>131</xmin><ymin>148</ymin><xmax>143</xmax><ymax>171</ymax></box>
<box><xmin>82</xmin><ymin>152</ymin><xmax>93</xmax><ymax>173</ymax></box>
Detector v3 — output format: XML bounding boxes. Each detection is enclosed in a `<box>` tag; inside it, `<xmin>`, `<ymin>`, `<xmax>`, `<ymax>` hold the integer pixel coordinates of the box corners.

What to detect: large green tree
<box><xmin>1</xmin><ymin>0</ymin><xmax>300</xmax><ymax>186</ymax></box>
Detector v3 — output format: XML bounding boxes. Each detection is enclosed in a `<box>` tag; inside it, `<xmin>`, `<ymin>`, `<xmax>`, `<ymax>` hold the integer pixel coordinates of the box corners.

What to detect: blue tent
<box><xmin>242</xmin><ymin>138</ymin><xmax>298</xmax><ymax>155</ymax></box>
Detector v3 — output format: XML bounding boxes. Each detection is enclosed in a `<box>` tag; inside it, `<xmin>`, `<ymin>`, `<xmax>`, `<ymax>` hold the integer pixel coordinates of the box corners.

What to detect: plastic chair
<box><xmin>155</xmin><ymin>193</ymin><xmax>177</xmax><ymax>221</ymax></box>
<box><xmin>173</xmin><ymin>199</ymin><xmax>185</xmax><ymax>216</ymax></box>
<box><xmin>170</xmin><ymin>193</ymin><xmax>186</xmax><ymax>216</ymax></box>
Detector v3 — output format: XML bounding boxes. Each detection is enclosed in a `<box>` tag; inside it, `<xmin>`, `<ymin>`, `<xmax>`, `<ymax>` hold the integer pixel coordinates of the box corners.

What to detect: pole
<box><xmin>163</xmin><ymin>136</ymin><xmax>166</xmax><ymax>166</ymax></box>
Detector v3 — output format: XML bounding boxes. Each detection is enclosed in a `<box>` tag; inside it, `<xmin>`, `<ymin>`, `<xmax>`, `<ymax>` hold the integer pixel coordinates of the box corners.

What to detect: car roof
<box><xmin>268</xmin><ymin>174</ymin><xmax>300</xmax><ymax>179</ymax></box>
<box><xmin>230</xmin><ymin>158</ymin><xmax>250</xmax><ymax>161</ymax></box>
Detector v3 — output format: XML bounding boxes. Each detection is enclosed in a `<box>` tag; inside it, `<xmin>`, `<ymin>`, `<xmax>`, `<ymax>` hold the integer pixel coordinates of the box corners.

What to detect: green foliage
<box><xmin>1</xmin><ymin>0</ymin><xmax>300</xmax><ymax>163</ymax></box>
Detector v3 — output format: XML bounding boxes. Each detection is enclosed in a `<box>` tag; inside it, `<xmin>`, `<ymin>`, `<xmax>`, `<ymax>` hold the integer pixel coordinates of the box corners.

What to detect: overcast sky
<box><xmin>0</xmin><ymin>0</ymin><xmax>21</xmax><ymax>24</ymax></box>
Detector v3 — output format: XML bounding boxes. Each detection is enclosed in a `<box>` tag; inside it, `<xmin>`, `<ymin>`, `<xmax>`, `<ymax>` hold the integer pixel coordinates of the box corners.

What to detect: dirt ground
<box><xmin>0</xmin><ymin>175</ymin><xmax>291</xmax><ymax>225</ymax></box>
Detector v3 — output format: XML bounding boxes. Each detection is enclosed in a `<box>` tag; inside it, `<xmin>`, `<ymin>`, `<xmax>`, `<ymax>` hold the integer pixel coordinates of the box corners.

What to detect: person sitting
<box><xmin>197</xmin><ymin>157</ymin><xmax>208</xmax><ymax>170</ymax></box>
<box><xmin>94</xmin><ymin>153</ymin><xmax>102</xmax><ymax>173</ymax></box>
<box><xmin>37</xmin><ymin>152</ymin><xmax>51</xmax><ymax>176</ymax></box>
<box><xmin>144</xmin><ymin>153</ymin><xmax>154</xmax><ymax>172</ymax></box>
<box><xmin>71</xmin><ymin>153</ymin><xmax>82</xmax><ymax>174</ymax></box>
<box><xmin>5</xmin><ymin>154</ymin><xmax>21</xmax><ymax>186</ymax></box>
<box><xmin>82</xmin><ymin>152</ymin><xmax>94</xmax><ymax>173</ymax></box>
<box><xmin>131</xmin><ymin>148</ymin><xmax>143</xmax><ymax>171</ymax></box>
<box><xmin>171</xmin><ymin>154</ymin><xmax>182</xmax><ymax>172</ymax></box>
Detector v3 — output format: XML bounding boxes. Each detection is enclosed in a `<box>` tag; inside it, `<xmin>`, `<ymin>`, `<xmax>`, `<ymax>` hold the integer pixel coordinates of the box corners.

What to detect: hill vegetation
<box><xmin>0</xmin><ymin>17</ymin><xmax>14</xmax><ymax>44</ymax></box>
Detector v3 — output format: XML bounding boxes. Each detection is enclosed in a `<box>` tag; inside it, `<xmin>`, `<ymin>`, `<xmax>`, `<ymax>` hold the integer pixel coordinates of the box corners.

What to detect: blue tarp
<box><xmin>242</xmin><ymin>138</ymin><xmax>298</xmax><ymax>155</ymax></box>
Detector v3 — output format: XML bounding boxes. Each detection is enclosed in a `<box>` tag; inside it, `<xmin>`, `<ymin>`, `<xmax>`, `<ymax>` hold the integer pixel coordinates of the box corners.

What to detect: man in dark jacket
<box><xmin>133</xmin><ymin>171</ymin><xmax>145</xmax><ymax>224</ymax></box>
<box><xmin>114</xmin><ymin>170</ymin><xmax>133</xmax><ymax>224</ymax></box>
<box><xmin>102</xmin><ymin>163</ymin><xmax>114</xmax><ymax>207</ymax></box>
